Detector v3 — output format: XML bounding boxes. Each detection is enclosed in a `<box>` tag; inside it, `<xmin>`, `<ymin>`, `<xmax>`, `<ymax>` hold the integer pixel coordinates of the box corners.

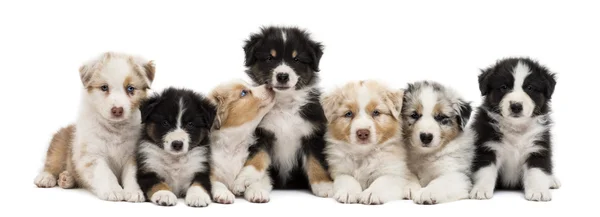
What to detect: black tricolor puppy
<box><xmin>233</xmin><ymin>26</ymin><xmax>333</xmax><ymax>197</ymax></box>
<box><xmin>469</xmin><ymin>57</ymin><xmax>560</xmax><ymax>202</ymax></box>
<box><xmin>135</xmin><ymin>87</ymin><xmax>216</xmax><ymax>207</ymax></box>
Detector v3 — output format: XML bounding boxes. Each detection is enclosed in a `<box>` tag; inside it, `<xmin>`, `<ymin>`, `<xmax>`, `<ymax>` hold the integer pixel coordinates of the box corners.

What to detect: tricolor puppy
<box><xmin>238</xmin><ymin>26</ymin><xmax>333</xmax><ymax>196</ymax></box>
<box><xmin>322</xmin><ymin>80</ymin><xmax>420</xmax><ymax>205</ymax></box>
<box><xmin>402</xmin><ymin>81</ymin><xmax>475</xmax><ymax>205</ymax></box>
<box><xmin>470</xmin><ymin>57</ymin><xmax>560</xmax><ymax>202</ymax></box>
<box><xmin>33</xmin><ymin>52</ymin><xmax>155</xmax><ymax>203</ymax></box>
<box><xmin>208</xmin><ymin>80</ymin><xmax>275</xmax><ymax>204</ymax></box>
<box><xmin>136</xmin><ymin>88</ymin><xmax>216</xmax><ymax>207</ymax></box>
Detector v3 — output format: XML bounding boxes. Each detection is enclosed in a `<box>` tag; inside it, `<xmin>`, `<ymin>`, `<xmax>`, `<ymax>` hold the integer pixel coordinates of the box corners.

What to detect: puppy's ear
<box><xmin>478</xmin><ymin>68</ymin><xmax>493</xmax><ymax>96</ymax></box>
<box><xmin>143</xmin><ymin>60</ymin><xmax>156</xmax><ymax>84</ymax></box>
<box><xmin>542</xmin><ymin>72</ymin><xmax>557</xmax><ymax>99</ymax></box>
<box><xmin>453</xmin><ymin>99</ymin><xmax>472</xmax><ymax>130</ymax></box>
<box><xmin>384</xmin><ymin>89</ymin><xmax>404</xmax><ymax>121</ymax></box>
<box><xmin>243</xmin><ymin>33</ymin><xmax>263</xmax><ymax>67</ymax></box>
<box><xmin>321</xmin><ymin>88</ymin><xmax>344</xmax><ymax>124</ymax></box>
<box><xmin>208</xmin><ymin>90</ymin><xmax>225</xmax><ymax>130</ymax></box>
<box><xmin>308</xmin><ymin>40</ymin><xmax>324</xmax><ymax>72</ymax></box>
<box><xmin>194</xmin><ymin>93</ymin><xmax>218</xmax><ymax>131</ymax></box>
<box><xmin>78</xmin><ymin>53</ymin><xmax>110</xmax><ymax>88</ymax></box>
<box><xmin>139</xmin><ymin>93</ymin><xmax>161</xmax><ymax>124</ymax></box>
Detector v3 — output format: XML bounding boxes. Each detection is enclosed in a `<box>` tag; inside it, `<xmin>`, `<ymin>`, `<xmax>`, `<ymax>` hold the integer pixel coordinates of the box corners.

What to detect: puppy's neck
<box><xmin>210</xmin><ymin>122</ymin><xmax>258</xmax><ymax>150</ymax></box>
<box><xmin>273</xmin><ymin>86</ymin><xmax>312</xmax><ymax>109</ymax></box>
<box><xmin>486</xmin><ymin>109</ymin><xmax>550</xmax><ymax>134</ymax></box>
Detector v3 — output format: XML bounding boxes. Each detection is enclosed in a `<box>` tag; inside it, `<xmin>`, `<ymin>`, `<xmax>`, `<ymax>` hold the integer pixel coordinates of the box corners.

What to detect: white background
<box><xmin>1</xmin><ymin>0</ymin><xmax>598</xmax><ymax>216</ymax></box>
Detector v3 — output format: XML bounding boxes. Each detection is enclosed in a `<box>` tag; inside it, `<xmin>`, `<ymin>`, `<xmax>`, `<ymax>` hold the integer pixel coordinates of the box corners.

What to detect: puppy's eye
<box><xmin>344</xmin><ymin>111</ymin><xmax>353</xmax><ymax>118</ymax></box>
<box><xmin>526</xmin><ymin>85</ymin><xmax>535</xmax><ymax>91</ymax></box>
<box><xmin>434</xmin><ymin>114</ymin><xmax>448</xmax><ymax>121</ymax></box>
<box><xmin>266</xmin><ymin>56</ymin><xmax>273</xmax><ymax>61</ymax></box>
<box><xmin>372</xmin><ymin>110</ymin><xmax>381</xmax><ymax>117</ymax></box>
<box><xmin>126</xmin><ymin>85</ymin><xmax>135</xmax><ymax>94</ymax></box>
<box><xmin>186</xmin><ymin>122</ymin><xmax>194</xmax><ymax>128</ymax></box>
<box><xmin>293</xmin><ymin>58</ymin><xmax>299</xmax><ymax>62</ymax></box>
<box><xmin>100</xmin><ymin>85</ymin><xmax>109</xmax><ymax>92</ymax></box>
<box><xmin>500</xmin><ymin>85</ymin><xmax>508</xmax><ymax>90</ymax></box>
<box><xmin>410</xmin><ymin>112</ymin><xmax>421</xmax><ymax>120</ymax></box>
<box><xmin>162</xmin><ymin>120</ymin><xmax>170</xmax><ymax>127</ymax></box>
<box><xmin>240</xmin><ymin>90</ymin><xmax>248</xmax><ymax>97</ymax></box>
<box><xmin>441</xmin><ymin>118</ymin><xmax>451</xmax><ymax>125</ymax></box>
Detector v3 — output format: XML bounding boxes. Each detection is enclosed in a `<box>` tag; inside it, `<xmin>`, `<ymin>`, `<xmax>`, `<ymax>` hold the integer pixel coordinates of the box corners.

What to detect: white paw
<box><xmin>311</xmin><ymin>182</ymin><xmax>333</xmax><ymax>198</ymax></box>
<box><xmin>34</xmin><ymin>172</ymin><xmax>56</xmax><ymax>188</ymax></box>
<box><xmin>551</xmin><ymin>176</ymin><xmax>561</xmax><ymax>189</ymax></box>
<box><xmin>232</xmin><ymin>167</ymin><xmax>262</xmax><ymax>195</ymax></box>
<box><xmin>151</xmin><ymin>190</ymin><xmax>178</xmax><ymax>206</ymax></box>
<box><xmin>413</xmin><ymin>187</ymin><xmax>461</xmax><ymax>205</ymax></box>
<box><xmin>244</xmin><ymin>185</ymin><xmax>270</xmax><ymax>203</ymax></box>
<box><xmin>402</xmin><ymin>182</ymin><xmax>421</xmax><ymax>200</ymax></box>
<box><xmin>213</xmin><ymin>188</ymin><xmax>235</xmax><ymax>204</ymax></box>
<box><xmin>525</xmin><ymin>188</ymin><xmax>552</xmax><ymax>202</ymax></box>
<box><xmin>97</xmin><ymin>189</ymin><xmax>125</xmax><ymax>202</ymax></box>
<box><xmin>124</xmin><ymin>189</ymin><xmax>145</xmax><ymax>203</ymax></box>
<box><xmin>359</xmin><ymin>189</ymin><xmax>391</xmax><ymax>205</ymax></box>
<box><xmin>469</xmin><ymin>185</ymin><xmax>494</xmax><ymax>200</ymax></box>
<box><xmin>333</xmin><ymin>190</ymin><xmax>360</xmax><ymax>204</ymax></box>
<box><xmin>58</xmin><ymin>171</ymin><xmax>75</xmax><ymax>189</ymax></box>
<box><xmin>185</xmin><ymin>187</ymin><xmax>211</xmax><ymax>207</ymax></box>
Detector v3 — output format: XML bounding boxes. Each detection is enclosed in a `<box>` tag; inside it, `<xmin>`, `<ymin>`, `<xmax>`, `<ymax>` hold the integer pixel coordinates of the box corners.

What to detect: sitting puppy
<box><xmin>402</xmin><ymin>81</ymin><xmax>474</xmax><ymax>205</ymax></box>
<box><xmin>33</xmin><ymin>52</ymin><xmax>155</xmax><ymax>202</ymax></box>
<box><xmin>470</xmin><ymin>57</ymin><xmax>560</xmax><ymax>202</ymax></box>
<box><xmin>135</xmin><ymin>87</ymin><xmax>216</xmax><ymax>207</ymax></box>
<box><xmin>322</xmin><ymin>80</ymin><xmax>420</xmax><ymax>205</ymax></box>
<box><xmin>208</xmin><ymin>80</ymin><xmax>275</xmax><ymax>204</ymax></box>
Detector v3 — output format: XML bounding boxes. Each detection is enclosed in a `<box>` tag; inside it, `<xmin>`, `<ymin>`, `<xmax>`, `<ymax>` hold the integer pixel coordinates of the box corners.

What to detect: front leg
<box><xmin>76</xmin><ymin>156</ymin><xmax>124</xmax><ymax>201</ymax></box>
<box><xmin>121</xmin><ymin>157</ymin><xmax>144</xmax><ymax>202</ymax></box>
<box><xmin>233</xmin><ymin>149</ymin><xmax>270</xmax><ymax>195</ymax></box>
<box><xmin>244</xmin><ymin>173</ymin><xmax>273</xmax><ymax>203</ymax></box>
<box><xmin>137</xmin><ymin>170</ymin><xmax>177</xmax><ymax>206</ymax></box>
<box><xmin>333</xmin><ymin>174</ymin><xmax>362</xmax><ymax>204</ymax></box>
<box><xmin>185</xmin><ymin>171</ymin><xmax>212</xmax><ymax>208</ymax></box>
<box><xmin>305</xmin><ymin>154</ymin><xmax>333</xmax><ymax>198</ymax></box>
<box><xmin>402</xmin><ymin>172</ymin><xmax>422</xmax><ymax>200</ymax></box>
<box><xmin>469</xmin><ymin>143</ymin><xmax>498</xmax><ymax>200</ymax></box>
<box><xmin>359</xmin><ymin>175</ymin><xmax>404</xmax><ymax>205</ymax></box>
<box><xmin>414</xmin><ymin>172</ymin><xmax>471</xmax><ymax>205</ymax></box>
<box><xmin>523</xmin><ymin>149</ymin><xmax>554</xmax><ymax>202</ymax></box>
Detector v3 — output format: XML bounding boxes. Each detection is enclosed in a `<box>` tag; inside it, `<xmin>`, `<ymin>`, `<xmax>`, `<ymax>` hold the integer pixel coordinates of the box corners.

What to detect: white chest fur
<box><xmin>210</xmin><ymin>128</ymin><xmax>255</xmax><ymax>190</ymax></box>
<box><xmin>139</xmin><ymin>142</ymin><xmax>209</xmax><ymax>196</ymax></box>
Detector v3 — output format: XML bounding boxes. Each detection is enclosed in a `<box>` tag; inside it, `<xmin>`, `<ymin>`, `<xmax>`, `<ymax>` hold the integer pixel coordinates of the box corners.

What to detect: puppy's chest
<box><xmin>211</xmin><ymin>143</ymin><xmax>251</xmax><ymax>189</ymax></box>
<box><xmin>344</xmin><ymin>153</ymin><xmax>388</xmax><ymax>189</ymax></box>
<box><xmin>143</xmin><ymin>147</ymin><xmax>208</xmax><ymax>196</ymax></box>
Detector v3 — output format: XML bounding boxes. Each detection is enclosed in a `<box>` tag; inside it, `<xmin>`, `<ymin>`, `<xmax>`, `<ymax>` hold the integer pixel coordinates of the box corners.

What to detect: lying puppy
<box><xmin>208</xmin><ymin>80</ymin><xmax>275</xmax><ymax>204</ymax></box>
<box><xmin>322</xmin><ymin>80</ymin><xmax>420</xmax><ymax>205</ymax></box>
<box><xmin>136</xmin><ymin>87</ymin><xmax>216</xmax><ymax>207</ymax></box>
<box><xmin>33</xmin><ymin>52</ymin><xmax>155</xmax><ymax>202</ymax></box>
<box><xmin>401</xmin><ymin>81</ymin><xmax>474</xmax><ymax>205</ymax></box>
<box><xmin>470</xmin><ymin>57</ymin><xmax>560</xmax><ymax>201</ymax></box>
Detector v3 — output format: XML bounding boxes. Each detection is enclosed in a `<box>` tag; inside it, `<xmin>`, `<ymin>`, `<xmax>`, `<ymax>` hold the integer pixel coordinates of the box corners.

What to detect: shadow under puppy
<box><xmin>402</xmin><ymin>81</ymin><xmax>475</xmax><ymax>205</ymax></box>
<box><xmin>136</xmin><ymin>87</ymin><xmax>216</xmax><ymax>207</ymax></box>
<box><xmin>322</xmin><ymin>80</ymin><xmax>420</xmax><ymax>205</ymax></box>
<box><xmin>208</xmin><ymin>80</ymin><xmax>275</xmax><ymax>204</ymax></box>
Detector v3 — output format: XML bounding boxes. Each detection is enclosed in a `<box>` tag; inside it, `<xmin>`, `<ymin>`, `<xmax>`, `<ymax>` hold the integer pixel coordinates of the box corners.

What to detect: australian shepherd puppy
<box><xmin>470</xmin><ymin>57</ymin><xmax>560</xmax><ymax>202</ymax></box>
<box><xmin>208</xmin><ymin>80</ymin><xmax>275</xmax><ymax>204</ymax></box>
<box><xmin>237</xmin><ymin>26</ymin><xmax>333</xmax><ymax>197</ymax></box>
<box><xmin>135</xmin><ymin>87</ymin><xmax>216</xmax><ymax>207</ymax></box>
<box><xmin>322</xmin><ymin>80</ymin><xmax>420</xmax><ymax>205</ymax></box>
<box><xmin>33</xmin><ymin>52</ymin><xmax>155</xmax><ymax>203</ymax></box>
<box><xmin>402</xmin><ymin>81</ymin><xmax>475</xmax><ymax>205</ymax></box>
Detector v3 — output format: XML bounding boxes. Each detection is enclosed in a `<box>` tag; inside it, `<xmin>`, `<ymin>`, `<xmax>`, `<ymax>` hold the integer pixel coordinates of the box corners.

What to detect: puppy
<box><xmin>470</xmin><ymin>57</ymin><xmax>560</xmax><ymax>202</ymax></box>
<box><xmin>135</xmin><ymin>87</ymin><xmax>216</xmax><ymax>207</ymax></box>
<box><xmin>402</xmin><ymin>81</ymin><xmax>474</xmax><ymax>205</ymax></box>
<box><xmin>322</xmin><ymin>80</ymin><xmax>420</xmax><ymax>205</ymax></box>
<box><xmin>33</xmin><ymin>52</ymin><xmax>155</xmax><ymax>202</ymax></box>
<box><xmin>236</xmin><ymin>26</ymin><xmax>333</xmax><ymax>197</ymax></box>
<box><xmin>208</xmin><ymin>80</ymin><xmax>275</xmax><ymax>204</ymax></box>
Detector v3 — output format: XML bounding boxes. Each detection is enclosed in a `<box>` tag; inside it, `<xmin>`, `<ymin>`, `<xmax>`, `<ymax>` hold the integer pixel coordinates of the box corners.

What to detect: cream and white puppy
<box><xmin>401</xmin><ymin>81</ymin><xmax>474</xmax><ymax>205</ymax></box>
<box><xmin>33</xmin><ymin>52</ymin><xmax>155</xmax><ymax>202</ymax></box>
<box><xmin>322</xmin><ymin>80</ymin><xmax>420</xmax><ymax>205</ymax></box>
<box><xmin>208</xmin><ymin>80</ymin><xmax>275</xmax><ymax>204</ymax></box>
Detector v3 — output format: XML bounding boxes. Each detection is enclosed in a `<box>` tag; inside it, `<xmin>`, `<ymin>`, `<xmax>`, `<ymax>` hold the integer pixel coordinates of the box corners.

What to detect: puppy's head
<box><xmin>243</xmin><ymin>26</ymin><xmax>324</xmax><ymax>92</ymax></box>
<box><xmin>322</xmin><ymin>80</ymin><xmax>403</xmax><ymax>148</ymax></box>
<box><xmin>402</xmin><ymin>81</ymin><xmax>472</xmax><ymax>153</ymax></box>
<box><xmin>209</xmin><ymin>80</ymin><xmax>275</xmax><ymax>130</ymax></box>
<box><xmin>139</xmin><ymin>88</ymin><xmax>216</xmax><ymax>156</ymax></box>
<box><xmin>79</xmin><ymin>52</ymin><xmax>155</xmax><ymax>122</ymax></box>
<box><xmin>478</xmin><ymin>57</ymin><xmax>557</xmax><ymax>123</ymax></box>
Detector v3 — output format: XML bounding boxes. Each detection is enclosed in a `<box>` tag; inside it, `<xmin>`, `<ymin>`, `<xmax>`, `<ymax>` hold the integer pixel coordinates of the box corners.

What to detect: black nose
<box><xmin>276</xmin><ymin>73</ymin><xmax>289</xmax><ymax>83</ymax></box>
<box><xmin>171</xmin><ymin>141</ymin><xmax>183</xmax><ymax>151</ymax></box>
<box><xmin>420</xmin><ymin>133</ymin><xmax>433</xmax><ymax>145</ymax></box>
<box><xmin>510</xmin><ymin>102</ymin><xmax>523</xmax><ymax>114</ymax></box>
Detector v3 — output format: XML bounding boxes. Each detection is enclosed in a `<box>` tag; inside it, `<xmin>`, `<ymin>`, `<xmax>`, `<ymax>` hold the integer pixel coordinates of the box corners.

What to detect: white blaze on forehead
<box><xmin>513</xmin><ymin>61</ymin><xmax>531</xmax><ymax>89</ymax></box>
<box><xmin>349</xmin><ymin>85</ymin><xmax>376</xmax><ymax>144</ymax></box>
<box><xmin>177</xmin><ymin>98</ymin><xmax>185</xmax><ymax>128</ymax></box>
<box><xmin>163</xmin><ymin>97</ymin><xmax>191</xmax><ymax>153</ymax></box>
<box><xmin>281</xmin><ymin>30</ymin><xmax>287</xmax><ymax>42</ymax></box>
<box><xmin>419</xmin><ymin>87</ymin><xmax>438</xmax><ymax>115</ymax></box>
<box><xmin>500</xmin><ymin>61</ymin><xmax>536</xmax><ymax>119</ymax></box>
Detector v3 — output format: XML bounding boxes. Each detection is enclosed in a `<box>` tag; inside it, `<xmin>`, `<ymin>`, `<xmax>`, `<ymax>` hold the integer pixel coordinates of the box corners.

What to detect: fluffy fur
<box><xmin>33</xmin><ymin>52</ymin><xmax>155</xmax><ymax>203</ymax></box>
<box><xmin>322</xmin><ymin>80</ymin><xmax>420</xmax><ymax>205</ymax></box>
<box><xmin>240</xmin><ymin>26</ymin><xmax>333</xmax><ymax>197</ymax></box>
<box><xmin>135</xmin><ymin>87</ymin><xmax>216</xmax><ymax>207</ymax></box>
<box><xmin>208</xmin><ymin>80</ymin><xmax>276</xmax><ymax>204</ymax></box>
<box><xmin>470</xmin><ymin>57</ymin><xmax>560</xmax><ymax>202</ymax></box>
<box><xmin>402</xmin><ymin>81</ymin><xmax>474</xmax><ymax>205</ymax></box>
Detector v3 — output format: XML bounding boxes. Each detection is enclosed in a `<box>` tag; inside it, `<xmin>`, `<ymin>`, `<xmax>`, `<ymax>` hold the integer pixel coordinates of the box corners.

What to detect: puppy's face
<box><xmin>323</xmin><ymin>81</ymin><xmax>403</xmax><ymax>148</ymax></box>
<box><xmin>79</xmin><ymin>52</ymin><xmax>155</xmax><ymax>122</ymax></box>
<box><xmin>402</xmin><ymin>81</ymin><xmax>472</xmax><ymax>153</ymax></box>
<box><xmin>479</xmin><ymin>58</ymin><xmax>556</xmax><ymax>123</ymax></box>
<box><xmin>209</xmin><ymin>80</ymin><xmax>275</xmax><ymax>130</ymax></box>
<box><xmin>243</xmin><ymin>26</ymin><xmax>324</xmax><ymax>92</ymax></box>
<box><xmin>140</xmin><ymin>88</ymin><xmax>216</xmax><ymax>156</ymax></box>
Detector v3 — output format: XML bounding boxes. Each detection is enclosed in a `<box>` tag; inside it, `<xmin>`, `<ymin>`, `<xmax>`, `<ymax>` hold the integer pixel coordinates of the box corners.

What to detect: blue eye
<box><xmin>372</xmin><ymin>110</ymin><xmax>381</xmax><ymax>117</ymax></box>
<box><xmin>344</xmin><ymin>111</ymin><xmax>353</xmax><ymax>118</ymax></box>
<box><xmin>240</xmin><ymin>90</ymin><xmax>248</xmax><ymax>97</ymax></box>
<box><xmin>127</xmin><ymin>85</ymin><xmax>135</xmax><ymax>93</ymax></box>
<box><xmin>100</xmin><ymin>85</ymin><xmax>109</xmax><ymax>92</ymax></box>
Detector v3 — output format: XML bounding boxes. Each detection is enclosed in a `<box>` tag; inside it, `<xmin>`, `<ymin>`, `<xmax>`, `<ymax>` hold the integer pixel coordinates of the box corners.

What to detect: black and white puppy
<box><xmin>234</xmin><ymin>26</ymin><xmax>333</xmax><ymax>197</ymax></box>
<box><xmin>470</xmin><ymin>57</ymin><xmax>560</xmax><ymax>202</ymax></box>
<box><xmin>136</xmin><ymin>87</ymin><xmax>216</xmax><ymax>207</ymax></box>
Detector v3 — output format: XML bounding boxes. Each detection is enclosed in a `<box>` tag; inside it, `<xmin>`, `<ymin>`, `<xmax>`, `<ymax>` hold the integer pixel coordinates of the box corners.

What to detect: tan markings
<box><xmin>270</xmin><ymin>49</ymin><xmax>277</xmax><ymax>57</ymax></box>
<box><xmin>147</xmin><ymin>182</ymin><xmax>171</xmax><ymax>198</ymax></box>
<box><xmin>440</xmin><ymin>119</ymin><xmax>460</xmax><ymax>148</ymax></box>
<box><xmin>244</xmin><ymin>150</ymin><xmax>270</xmax><ymax>171</ymax></box>
<box><xmin>43</xmin><ymin>125</ymin><xmax>74</xmax><ymax>177</ymax></box>
<box><xmin>366</xmin><ymin>100</ymin><xmax>378</xmax><ymax>114</ymax></box>
<box><xmin>433</xmin><ymin>102</ymin><xmax>443</xmax><ymax>116</ymax></box>
<box><xmin>292</xmin><ymin>50</ymin><xmax>297</xmax><ymax>58</ymax></box>
<box><xmin>191</xmin><ymin>182</ymin><xmax>209</xmax><ymax>194</ymax></box>
<box><xmin>84</xmin><ymin>159</ymin><xmax>96</xmax><ymax>169</ymax></box>
<box><xmin>415</xmin><ymin>102</ymin><xmax>423</xmax><ymax>114</ymax></box>
<box><xmin>210</xmin><ymin>83</ymin><xmax>264</xmax><ymax>129</ymax></box>
<box><xmin>123</xmin><ymin>75</ymin><xmax>132</xmax><ymax>92</ymax></box>
<box><xmin>374</xmin><ymin>114</ymin><xmax>400</xmax><ymax>145</ymax></box>
<box><xmin>144</xmin><ymin>60</ymin><xmax>156</xmax><ymax>83</ymax></box>
<box><xmin>306</xmin><ymin>155</ymin><xmax>332</xmax><ymax>184</ymax></box>
<box><xmin>329</xmin><ymin>118</ymin><xmax>352</xmax><ymax>143</ymax></box>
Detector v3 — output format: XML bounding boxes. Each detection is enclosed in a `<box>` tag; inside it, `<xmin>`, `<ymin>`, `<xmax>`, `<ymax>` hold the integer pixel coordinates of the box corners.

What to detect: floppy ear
<box><xmin>78</xmin><ymin>53</ymin><xmax>110</xmax><ymax>88</ymax></box>
<box><xmin>453</xmin><ymin>99</ymin><xmax>472</xmax><ymax>130</ymax></box>
<box><xmin>308</xmin><ymin>40</ymin><xmax>324</xmax><ymax>72</ymax></box>
<box><xmin>208</xmin><ymin>90</ymin><xmax>225</xmax><ymax>130</ymax></box>
<box><xmin>321</xmin><ymin>89</ymin><xmax>344</xmax><ymax>124</ymax></box>
<box><xmin>243</xmin><ymin>33</ymin><xmax>263</xmax><ymax>67</ymax></box>
<box><xmin>542</xmin><ymin>72</ymin><xmax>557</xmax><ymax>99</ymax></box>
<box><xmin>139</xmin><ymin>93</ymin><xmax>161</xmax><ymax>124</ymax></box>
<box><xmin>384</xmin><ymin>89</ymin><xmax>404</xmax><ymax>121</ymax></box>
<box><xmin>478</xmin><ymin>68</ymin><xmax>493</xmax><ymax>96</ymax></box>
<box><xmin>143</xmin><ymin>60</ymin><xmax>156</xmax><ymax>84</ymax></box>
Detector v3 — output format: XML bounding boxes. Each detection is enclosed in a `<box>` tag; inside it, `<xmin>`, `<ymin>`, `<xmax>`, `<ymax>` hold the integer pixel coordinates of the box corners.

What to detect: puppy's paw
<box><xmin>413</xmin><ymin>187</ymin><xmax>443</xmax><ymax>205</ymax></box>
<box><xmin>359</xmin><ymin>189</ymin><xmax>391</xmax><ymax>205</ymax></box>
<box><xmin>525</xmin><ymin>188</ymin><xmax>552</xmax><ymax>202</ymax></box>
<box><xmin>311</xmin><ymin>182</ymin><xmax>333</xmax><ymax>198</ymax></box>
<box><xmin>97</xmin><ymin>189</ymin><xmax>125</xmax><ymax>202</ymax></box>
<box><xmin>185</xmin><ymin>187</ymin><xmax>211</xmax><ymax>207</ymax></box>
<box><xmin>244</xmin><ymin>185</ymin><xmax>270</xmax><ymax>203</ymax></box>
<box><xmin>34</xmin><ymin>171</ymin><xmax>56</xmax><ymax>188</ymax></box>
<box><xmin>151</xmin><ymin>190</ymin><xmax>178</xmax><ymax>206</ymax></box>
<box><xmin>402</xmin><ymin>182</ymin><xmax>421</xmax><ymax>200</ymax></box>
<box><xmin>58</xmin><ymin>171</ymin><xmax>75</xmax><ymax>189</ymax></box>
<box><xmin>469</xmin><ymin>185</ymin><xmax>494</xmax><ymax>200</ymax></box>
<box><xmin>213</xmin><ymin>188</ymin><xmax>235</xmax><ymax>204</ymax></box>
<box><xmin>550</xmin><ymin>176</ymin><xmax>561</xmax><ymax>189</ymax></box>
<box><xmin>333</xmin><ymin>190</ymin><xmax>360</xmax><ymax>204</ymax></box>
<box><xmin>124</xmin><ymin>189</ymin><xmax>145</xmax><ymax>203</ymax></box>
<box><xmin>232</xmin><ymin>167</ymin><xmax>262</xmax><ymax>195</ymax></box>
